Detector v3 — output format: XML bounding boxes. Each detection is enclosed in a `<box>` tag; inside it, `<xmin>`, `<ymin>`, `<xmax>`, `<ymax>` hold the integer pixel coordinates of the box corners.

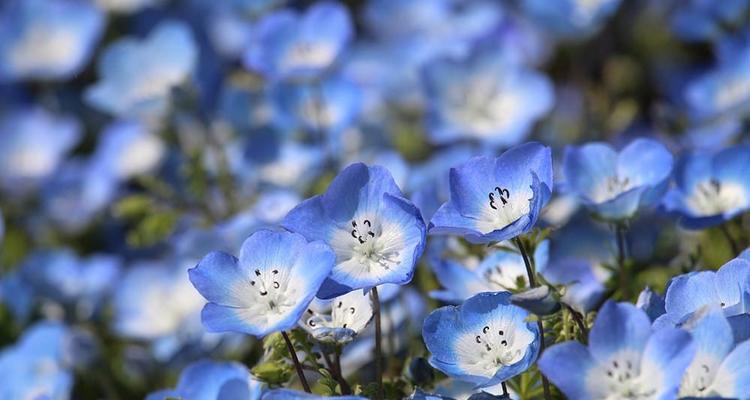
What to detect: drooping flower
<box><xmin>0</xmin><ymin>0</ymin><xmax>104</xmax><ymax>81</ymax></box>
<box><xmin>423</xmin><ymin>50</ymin><xmax>553</xmax><ymax>146</ymax></box>
<box><xmin>539</xmin><ymin>301</ymin><xmax>696</xmax><ymax>399</ymax></box>
<box><xmin>563</xmin><ymin>138</ymin><xmax>674</xmax><ymax>221</ymax></box>
<box><xmin>282</xmin><ymin>163</ymin><xmax>426</xmax><ymax>299</ymax></box>
<box><xmin>662</xmin><ymin>145</ymin><xmax>750</xmax><ymax>229</ymax></box>
<box><xmin>300</xmin><ymin>290</ymin><xmax>373</xmax><ymax>344</ymax></box>
<box><xmin>84</xmin><ymin>20</ymin><xmax>197</xmax><ymax>119</ymax></box>
<box><xmin>676</xmin><ymin>307</ymin><xmax>750</xmax><ymax>398</ymax></box>
<box><xmin>146</xmin><ymin>359</ymin><xmax>264</xmax><ymax>400</ymax></box>
<box><xmin>189</xmin><ymin>229</ymin><xmax>335</xmax><ymax>337</ymax></box>
<box><xmin>429</xmin><ymin>142</ymin><xmax>553</xmax><ymax>244</ymax></box>
<box><xmin>422</xmin><ymin>292</ymin><xmax>541</xmax><ymax>388</ymax></box>
<box><xmin>243</xmin><ymin>1</ymin><xmax>353</xmax><ymax>81</ymax></box>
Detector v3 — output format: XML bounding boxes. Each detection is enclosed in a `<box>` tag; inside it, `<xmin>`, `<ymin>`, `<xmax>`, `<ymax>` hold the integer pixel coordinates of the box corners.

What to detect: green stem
<box><xmin>371</xmin><ymin>286</ymin><xmax>384</xmax><ymax>400</ymax></box>
<box><xmin>615</xmin><ymin>223</ymin><xmax>629</xmax><ymax>300</ymax></box>
<box><xmin>513</xmin><ymin>237</ymin><xmax>552</xmax><ymax>400</ymax></box>
<box><xmin>281</xmin><ymin>331</ymin><xmax>312</xmax><ymax>393</ymax></box>
<box><xmin>334</xmin><ymin>346</ymin><xmax>352</xmax><ymax>394</ymax></box>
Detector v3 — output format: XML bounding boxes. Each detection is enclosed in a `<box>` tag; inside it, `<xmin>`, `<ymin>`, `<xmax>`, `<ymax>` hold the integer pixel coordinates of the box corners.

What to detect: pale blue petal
<box><xmin>539</xmin><ymin>341</ymin><xmax>596</xmax><ymax>400</ymax></box>
<box><xmin>589</xmin><ymin>302</ymin><xmax>651</xmax><ymax>363</ymax></box>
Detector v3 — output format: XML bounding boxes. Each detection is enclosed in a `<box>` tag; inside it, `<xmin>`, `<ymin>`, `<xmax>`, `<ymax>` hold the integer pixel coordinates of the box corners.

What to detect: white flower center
<box><xmin>446</xmin><ymin>78</ymin><xmax>520</xmax><ymax>137</ymax></box>
<box><xmin>685</xmin><ymin>179</ymin><xmax>747</xmax><ymax>216</ymax></box>
<box><xmin>454</xmin><ymin>321</ymin><xmax>535</xmax><ymax>378</ymax></box>
<box><xmin>715</xmin><ymin>75</ymin><xmax>750</xmax><ymax>111</ymax></box>
<box><xmin>347</xmin><ymin>218</ymin><xmax>400</xmax><ymax>271</ymax></box>
<box><xmin>282</xmin><ymin>41</ymin><xmax>336</xmax><ymax>71</ymax></box>
<box><xmin>680</xmin><ymin>353</ymin><xmax>721</xmax><ymax>397</ymax></box>
<box><xmin>10</xmin><ymin>25</ymin><xmax>79</xmax><ymax>72</ymax></box>
<box><xmin>590</xmin><ymin>176</ymin><xmax>634</xmax><ymax>203</ymax></box>
<box><xmin>247</xmin><ymin>268</ymin><xmax>294</xmax><ymax>315</ymax></box>
<box><xmin>480</xmin><ymin>261</ymin><xmax>528</xmax><ymax>291</ymax></box>
<box><xmin>476</xmin><ymin>185</ymin><xmax>531</xmax><ymax>233</ymax></box>
<box><xmin>587</xmin><ymin>351</ymin><xmax>663</xmax><ymax>400</ymax></box>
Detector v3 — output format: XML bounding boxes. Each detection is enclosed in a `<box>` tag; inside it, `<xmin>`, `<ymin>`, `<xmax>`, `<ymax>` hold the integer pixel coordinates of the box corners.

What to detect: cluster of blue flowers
<box><xmin>2</xmin><ymin>0</ymin><xmax>750</xmax><ymax>399</ymax></box>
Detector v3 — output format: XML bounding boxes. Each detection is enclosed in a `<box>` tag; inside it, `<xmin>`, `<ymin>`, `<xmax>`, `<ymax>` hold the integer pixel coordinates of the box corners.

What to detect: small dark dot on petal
<box><xmin>501</xmin><ymin>340</ymin><xmax>508</xmax><ymax>346</ymax></box>
<box><xmin>499</xmin><ymin>330</ymin><xmax>504</xmax><ymax>336</ymax></box>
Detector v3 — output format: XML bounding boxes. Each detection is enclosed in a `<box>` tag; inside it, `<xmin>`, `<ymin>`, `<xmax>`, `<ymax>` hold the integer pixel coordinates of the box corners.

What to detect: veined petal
<box><xmin>589</xmin><ymin>301</ymin><xmax>651</xmax><ymax>363</ymax></box>
<box><xmin>539</xmin><ymin>341</ymin><xmax>597</xmax><ymax>400</ymax></box>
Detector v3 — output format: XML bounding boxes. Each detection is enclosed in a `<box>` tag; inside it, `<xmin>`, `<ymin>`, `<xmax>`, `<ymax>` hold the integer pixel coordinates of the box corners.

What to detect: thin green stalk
<box><xmin>371</xmin><ymin>286</ymin><xmax>384</xmax><ymax>400</ymax></box>
<box><xmin>281</xmin><ymin>331</ymin><xmax>312</xmax><ymax>393</ymax></box>
<box><xmin>615</xmin><ymin>223</ymin><xmax>629</xmax><ymax>300</ymax></box>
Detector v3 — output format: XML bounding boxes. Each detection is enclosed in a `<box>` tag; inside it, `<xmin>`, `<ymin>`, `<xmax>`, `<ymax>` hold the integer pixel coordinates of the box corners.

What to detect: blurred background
<box><xmin>1</xmin><ymin>0</ymin><xmax>749</xmax><ymax>398</ymax></box>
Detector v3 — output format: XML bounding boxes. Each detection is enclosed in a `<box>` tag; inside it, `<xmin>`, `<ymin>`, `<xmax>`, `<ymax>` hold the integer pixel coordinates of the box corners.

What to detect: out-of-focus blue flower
<box><xmin>0</xmin><ymin>322</ymin><xmax>76</xmax><ymax>400</ymax></box>
<box><xmin>409</xmin><ymin>146</ymin><xmax>475</xmax><ymax>221</ymax></box>
<box><xmin>261</xmin><ymin>389</ymin><xmax>366</xmax><ymax>399</ymax></box>
<box><xmin>422</xmin><ymin>292</ymin><xmax>540</xmax><ymax>388</ymax></box>
<box><xmin>429</xmin><ymin>241</ymin><xmax>549</xmax><ymax>303</ymax></box>
<box><xmin>189</xmin><ymin>230</ymin><xmax>335</xmax><ymax>337</ymax></box>
<box><xmin>539</xmin><ymin>301</ymin><xmax>696</xmax><ymax>399</ymax></box>
<box><xmin>685</xmin><ymin>48</ymin><xmax>750</xmax><ymax>121</ymax></box>
<box><xmin>662</xmin><ymin>145</ymin><xmax>750</xmax><ymax>229</ymax></box>
<box><xmin>96</xmin><ymin>0</ymin><xmax>163</xmax><ymax>14</ymax></box>
<box><xmin>268</xmin><ymin>75</ymin><xmax>362</xmax><ymax>140</ymax></box>
<box><xmin>671</xmin><ymin>0</ymin><xmax>750</xmax><ymax>42</ymax></box>
<box><xmin>0</xmin><ymin>271</ymin><xmax>35</xmax><ymax>323</ymax></box>
<box><xmin>563</xmin><ymin>138</ymin><xmax>674</xmax><ymax>220</ymax></box>
<box><xmin>521</xmin><ymin>0</ymin><xmax>622</xmax><ymax>39</ymax></box>
<box><xmin>299</xmin><ymin>290</ymin><xmax>373</xmax><ymax>344</ymax></box>
<box><xmin>282</xmin><ymin>163</ymin><xmax>426</xmax><ymax>298</ymax></box>
<box><xmin>0</xmin><ymin>0</ymin><xmax>104</xmax><ymax>81</ymax></box>
<box><xmin>91</xmin><ymin>120</ymin><xmax>165</xmax><ymax>180</ymax></box>
<box><xmin>430</xmin><ymin>142</ymin><xmax>553</xmax><ymax>244</ymax></box>
<box><xmin>239</xmin><ymin>134</ymin><xmax>326</xmax><ymax>190</ymax></box>
<box><xmin>85</xmin><ymin>20</ymin><xmax>198</xmax><ymax>119</ymax></box>
<box><xmin>423</xmin><ymin>50</ymin><xmax>553</xmax><ymax>146</ymax></box>
<box><xmin>147</xmin><ymin>359</ymin><xmax>264</xmax><ymax>400</ymax></box>
<box><xmin>636</xmin><ymin>286</ymin><xmax>666</xmax><ymax>322</ymax></box>
<box><xmin>243</xmin><ymin>1</ymin><xmax>352</xmax><ymax>81</ymax></box>
<box><xmin>654</xmin><ymin>257</ymin><xmax>750</xmax><ymax>330</ymax></box>
<box><xmin>676</xmin><ymin>307</ymin><xmax>750</xmax><ymax>398</ymax></box>
<box><xmin>0</xmin><ymin>108</ymin><xmax>81</xmax><ymax>192</ymax></box>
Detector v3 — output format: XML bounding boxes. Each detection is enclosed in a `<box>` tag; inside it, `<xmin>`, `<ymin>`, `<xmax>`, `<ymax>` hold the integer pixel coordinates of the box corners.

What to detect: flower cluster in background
<box><xmin>1</xmin><ymin>0</ymin><xmax>750</xmax><ymax>399</ymax></box>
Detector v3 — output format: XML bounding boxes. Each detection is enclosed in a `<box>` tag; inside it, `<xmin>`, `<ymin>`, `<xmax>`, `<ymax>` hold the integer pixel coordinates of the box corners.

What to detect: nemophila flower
<box><xmin>636</xmin><ymin>286</ymin><xmax>666</xmax><ymax>322</ymax></box>
<box><xmin>654</xmin><ymin>257</ymin><xmax>750</xmax><ymax>333</ymax></box>
<box><xmin>685</xmin><ymin>47</ymin><xmax>750</xmax><ymax>121</ymax></box>
<box><xmin>0</xmin><ymin>0</ymin><xmax>104</xmax><ymax>81</ymax></box>
<box><xmin>676</xmin><ymin>307</ymin><xmax>750</xmax><ymax>398</ymax></box>
<box><xmin>422</xmin><ymin>292</ymin><xmax>540</xmax><ymax>388</ymax></box>
<box><xmin>423</xmin><ymin>50</ymin><xmax>553</xmax><ymax>146</ymax></box>
<box><xmin>189</xmin><ymin>229</ymin><xmax>335</xmax><ymax>337</ymax></box>
<box><xmin>261</xmin><ymin>388</ymin><xmax>366</xmax><ymax>399</ymax></box>
<box><xmin>429</xmin><ymin>241</ymin><xmax>549</xmax><ymax>303</ymax></box>
<box><xmin>282</xmin><ymin>163</ymin><xmax>426</xmax><ymax>298</ymax></box>
<box><xmin>243</xmin><ymin>1</ymin><xmax>353</xmax><ymax>81</ymax></box>
<box><xmin>520</xmin><ymin>0</ymin><xmax>622</xmax><ymax>39</ymax></box>
<box><xmin>539</xmin><ymin>301</ymin><xmax>696</xmax><ymax>399</ymax></box>
<box><xmin>300</xmin><ymin>290</ymin><xmax>373</xmax><ymax>343</ymax></box>
<box><xmin>408</xmin><ymin>146</ymin><xmax>474</xmax><ymax>221</ymax></box>
<box><xmin>85</xmin><ymin>20</ymin><xmax>198</xmax><ymax>119</ymax></box>
<box><xmin>563</xmin><ymin>138</ymin><xmax>674</xmax><ymax>221</ymax></box>
<box><xmin>662</xmin><ymin>145</ymin><xmax>750</xmax><ymax>229</ymax></box>
<box><xmin>147</xmin><ymin>360</ymin><xmax>264</xmax><ymax>400</ymax></box>
<box><xmin>96</xmin><ymin>0</ymin><xmax>163</xmax><ymax>14</ymax></box>
<box><xmin>91</xmin><ymin>120</ymin><xmax>165</xmax><ymax>180</ymax></box>
<box><xmin>0</xmin><ymin>107</ymin><xmax>81</xmax><ymax>192</ymax></box>
<box><xmin>429</xmin><ymin>142</ymin><xmax>553</xmax><ymax>244</ymax></box>
<box><xmin>670</xmin><ymin>0</ymin><xmax>750</xmax><ymax>42</ymax></box>
<box><xmin>240</xmin><ymin>134</ymin><xmax>326</xmax><ymax>190</ymax></box>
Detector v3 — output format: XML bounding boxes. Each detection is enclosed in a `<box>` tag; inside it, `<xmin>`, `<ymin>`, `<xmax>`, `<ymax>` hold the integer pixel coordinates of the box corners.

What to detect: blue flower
<box><xmin>429</xmin><ymin>241</ymin><xmax>549</xmax><ymax>303</ymax></box>
<box><xmin>147</xmin><ymin>359</ymin><xmax>264</xmax><ymax>400</ymax></box>
<box><xmin>91</xmin><ymin>120</ymin><xmax>165</xmax><ymax>180</ymax></box>
<box><xmin>0</xmin><ymin>0</ymin><xmax>104</xmax><ymax>81</ymax></box>
<box><xmin>85</xmin><ymin>20</ymin><xmax>198</xmax><ymax>119</ymax></box>
<box><xmin>520</xmin><ymin>0</ymin><xmax>622</xmax><ymax>39</ymax></box>
<box><xmin>282</xmin><ymin>163</ymin><xmax>426</xmax><ymax>298</ymax></box>
<box><xmin>189</xmin><ymin>229</ymin><xmax>335</xmax><ymax>337</ymax></box>
<box><xmin>300</xmin><ymin>290</ymin><xmax>373</xmax><ymax>344</ymax></box>
<box><xmin>429</xmin><ymin>142</ymin><xmax>553</xmax><ymax>244</ymax></box>
<box><xmin>97</xmin><ymin>0</ymin><xmax>164</xmax><ymax>14</ymax></box>
<box><xmin>636</xmin><ymin>286</ymin><xmax>666</xmax><ymax>322</ymax></box>
<box><xmin>670</xmin><ymin>0</ymin><xmax>750</xmax><ymax>42</ymax></box>
<box><xmin>0</xmin><ymin>107</ymin><xmax>81</xmax><ymax>192</ymax></box>
<box><xmin>423</xmin><ymin>50</ymin><xmax>553</xmax><ymax>146</ymax></box>
<box><xmin>422</xmin><ymin>292</ymin><xmax>540</xmax><ymax>388</ymax></box>
<box><xmin>675</xmin><ymin>307</ymin><xmax>750</xmax><ymax>398</ymax></box>
<box><xmin>654</xmin><ymin>257</ymin><xmax>750</xmax><ymax>330</ymax></box>
<box><xmin>662</xmin><ymin>145</ymin><xmax>750</xmax><ymax>229</ymax></box>
<box><xmin>243</xmin><ymin>1</ymin><xmax>353</xmax><ymax>81</ymax></box>
<box><xmin>261</xmin><ymin>388</ymin><xmax>366</xmax><ymax>399</ymax></box>
<box><xmin>685</xmin><ymin>47</ymin><xmax>750</xmax><ymax>121</ymax></box>
<box><xmin>539</xmin><ymin>301</ymin><xmax>696</xmax><ymax>399</ymax></box>
<box><xmin>563</xmin><ymin>138</ymin><xmax>674</xmax><ymax>220</ymax></box>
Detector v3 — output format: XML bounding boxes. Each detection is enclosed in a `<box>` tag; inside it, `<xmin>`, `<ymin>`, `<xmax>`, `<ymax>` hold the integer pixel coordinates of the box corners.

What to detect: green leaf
<box><xmin>251</xmin><ymin>360</ymin><xmax>292</xmax><ymax>385</ymax></box>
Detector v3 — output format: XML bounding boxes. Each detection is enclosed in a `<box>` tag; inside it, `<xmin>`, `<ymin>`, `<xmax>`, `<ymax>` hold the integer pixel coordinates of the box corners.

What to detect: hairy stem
<box><xmin>281</xmin><ymin>331</ymin><xmax>311</xmax><ymax>393</ymax></box>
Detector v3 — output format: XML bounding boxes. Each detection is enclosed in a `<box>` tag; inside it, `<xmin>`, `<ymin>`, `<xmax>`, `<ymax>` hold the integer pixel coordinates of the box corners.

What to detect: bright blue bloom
<box><xmin>636</xmin><ymin>286</ymin><xmax>667</xmax><ymax>322</ymax></box>
<box><xmin>520</xmin><ymin>0</ymin><xmax>622</xmax><ymax>39</ymax></box>
<box><xmin>663</xmin><ymin>145</ymin><xmax>750</xmax><ymax>229</ymax></box>
<box><xmin>189</xmin><ymin>229</ymin><xmax>335</xmax><ymax>337</ymax></box>
<box><xmin>422</xmin><ymin>292</ymin><xmax>541</xmax><ymax>388</ymax></box>
<box><xmin>0</xmin><ymin>108</ymin><xmax>81</xmax><ymax>192</ymax></box>
<box><xmin>85</xmin><ymin>20</ymin><xmax>198</xmax><ymax>119</ymax></box>
<box><xmin>539</xmin><ymin>301</ymin><xmax>696</xmax><ymax>399</ymax></box>
<box><xmin>429</xmin><ymin>241</ymin><xmax>549</xmax><ymax>303</ymax></box>
<box><xmin>685</xmin><ymin>47</ymin><xmax>750</xmax><ymax>121</ymax></box>
<box><xmin>282</xmin><ymin>163</ymin><xmax>426</xmax><ymax>298</ymax></box>
<box><xmin>429</xmin><ymin>142</ymin><xmax>553</xmax><ymax>244</ymax></box>
<box><xmin>239</xmin><ymin>134</ymin><xmax>326</xmax><ymax>190</ymax></box>
<box><xmin>147</xmin><ymin>359</ymin><xmax>264</xmax><ymax>400</ymax></box>
<box><xmin>675</xmin><ymin>307</ymin><xmax>750</xmax><ymax>398</ymax></box>
<box><xmin>300</xmin><ymin>290</ymin><xmax>373</xmax><ymax>344</ymax></box>
<box><xmin>91</xmin><ymin>120</ymin><xmax>166</xmax><ymax>180</ymax></box>
<box><xmin>261</xmin><ymin>389</ymin><xmax>366</xmax><ymax>399</ymax></box>
<box><xmin>423</xmin><ymin>50</ymin><xmax>553</xmax><ymax>146</ymax></box>
<box><xmin>0</xmin><ymin>322</ymin><xmax>75</xmax><ymax>400</ymax></box>
<box><xmin>243</xmin><ymin>1</ymin><xmax>352</xmax><ymax>81</ymax></box>
<box><xmin>654</xmin><ymin>257</ymin><xmax>750</xmax><ymax>330</ymax></box>
<box><xmin>563</xmin><ymin>138</ymin><xmax>674</xmax><ymax>220</ymax></box>
<box><xmin>670</xmin><ymin>0</ymin><xmax>750</xmax><ymax>42</ymax></box>
<box><xmin>0</xmin><ymin>0</ymin><xmax>104</xmax><ymax>81</ymax></box>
